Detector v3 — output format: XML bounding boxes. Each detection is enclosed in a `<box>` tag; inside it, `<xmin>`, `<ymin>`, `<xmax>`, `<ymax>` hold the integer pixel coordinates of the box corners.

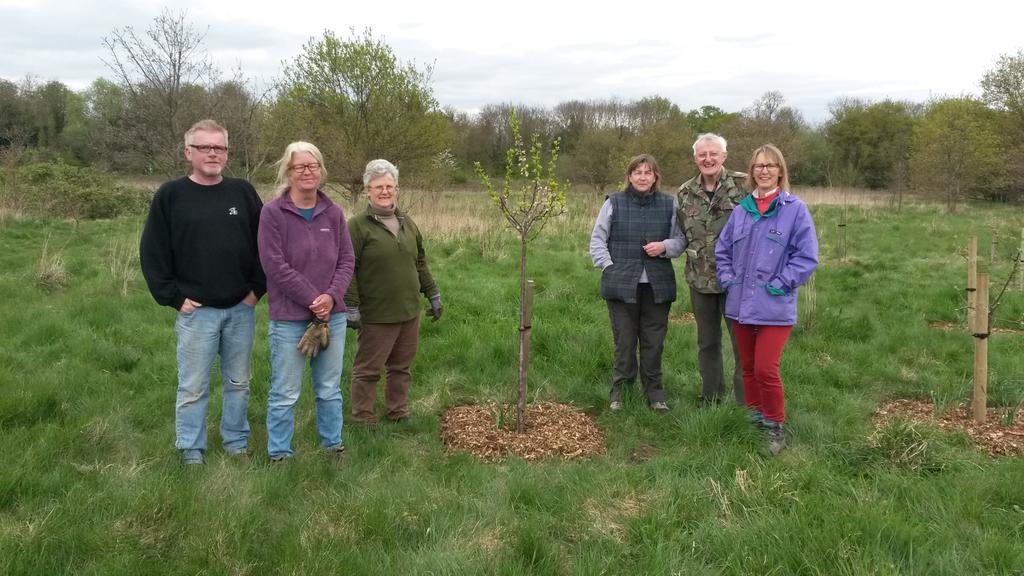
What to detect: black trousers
<box><xmin>606</xmin><ymin>284</ymin><xmax>671</xmax><ymax>404</ymax></box>
<box><xmin>690</xmin><ymin>287</ymin><xmax>744</xmax><ymax>403</ymax></box>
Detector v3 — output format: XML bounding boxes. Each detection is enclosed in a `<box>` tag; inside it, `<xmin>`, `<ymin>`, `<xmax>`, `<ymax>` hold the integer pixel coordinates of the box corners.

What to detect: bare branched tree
<box><xmin>101</xmin><ymin>9</ymin><xmax>220</xmax><ymax>175</ymax></box>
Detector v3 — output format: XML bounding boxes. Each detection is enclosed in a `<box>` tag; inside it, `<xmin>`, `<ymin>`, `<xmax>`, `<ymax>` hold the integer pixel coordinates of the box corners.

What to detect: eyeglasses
<box><xmin>188</xmin><ymin>144</ymin><xmax>229</xmax><ymax>155</ymax></box>
<box><xmin>369</xmin><ymin>185</ymin><xmax>397</xmax><ymax>194</ymax></box>
<box><xmin>290</xmin><ymin>162</ymin><xmax>321</xmax><ymax>174</ymax></box>
<box><xmin>753</xmin><ymin>163</ymin><xmax>780</xmax><ymax>172</ymax></box>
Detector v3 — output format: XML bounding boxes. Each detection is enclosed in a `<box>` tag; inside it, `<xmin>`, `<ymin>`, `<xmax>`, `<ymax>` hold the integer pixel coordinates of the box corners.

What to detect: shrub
<box><xmin>1</xmin><ymin>162</ymin><xmax>150</xmax><ymax>220</ymax></box>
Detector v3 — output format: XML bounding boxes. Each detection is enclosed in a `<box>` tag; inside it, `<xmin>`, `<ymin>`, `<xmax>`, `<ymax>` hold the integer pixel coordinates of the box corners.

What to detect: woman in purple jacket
<box><xmin>258</xmin><ymin>142</ymin><xmax>354</xmax><ymax>462</ymax></box>
<box><xmin>715</xmin><ymin>144</ymin><xmax>818</xmax><ymax>456</ymax></box>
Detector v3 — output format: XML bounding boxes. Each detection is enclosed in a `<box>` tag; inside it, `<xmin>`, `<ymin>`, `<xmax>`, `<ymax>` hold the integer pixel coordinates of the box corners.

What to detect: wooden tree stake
<box><xmin>517</xmin><ymin>279</ymin><xmax>535</xmax><ymax>433</ymax></box>
<box><xmin>972</xmin><ymin>274</ymin><xmax>989</xmax><ymax>424</ymax></box>
<box><xmin>967</xmin><ymin>236</ymin><xmax>977</xmax><ymax>330</ymax></box>
<box><xmin>1018</xmin><ymin>228</ymin><xmax>1023</xmax><ymax>292</ymax></box>
<box><xmin>991</xmin><ymin>225</ymin><xmax>999</xmax><ymax>264</ymax></box>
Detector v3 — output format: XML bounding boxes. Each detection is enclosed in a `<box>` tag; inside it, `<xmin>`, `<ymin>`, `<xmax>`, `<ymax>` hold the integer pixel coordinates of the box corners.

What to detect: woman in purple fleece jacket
<box><xmin>715</xmin><ymin>144</ymin><xmax>818</xmax><ymax>456</ymax></box>
<box><xmin>258</xmin><ymin>142</ymin><xmax>354</xmax><ymax>462</ymax></box>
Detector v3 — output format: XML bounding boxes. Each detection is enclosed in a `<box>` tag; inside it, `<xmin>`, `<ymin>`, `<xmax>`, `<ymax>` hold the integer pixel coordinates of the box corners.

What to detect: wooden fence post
<box><xmin>972</xmin><ymin>274</ymin><xmax>989</xmax><ymax>424</ymax></box>
<box><xmin>967</xmin><ymin>236</ymin><xmax>977</xmax><ymax>330</ymax></box>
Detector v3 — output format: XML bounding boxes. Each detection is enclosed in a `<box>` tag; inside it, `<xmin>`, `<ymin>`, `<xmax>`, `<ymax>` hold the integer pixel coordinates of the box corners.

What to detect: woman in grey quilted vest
<box><xmin>589</xmin><ymin>154</ymin><xmax>686</xmax><ymax>412</ymax></box>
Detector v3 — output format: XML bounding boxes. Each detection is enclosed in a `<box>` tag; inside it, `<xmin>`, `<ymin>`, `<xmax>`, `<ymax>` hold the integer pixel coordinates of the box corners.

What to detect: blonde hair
<box><xmin>273</xmin><ymin>141</ymin><xmax>327</xmax><ymax>196</ymax></box>
<box><xmin>745</xmin><ymin>144</ymin><xmax>790</xmax><ymax>193</ymax></box>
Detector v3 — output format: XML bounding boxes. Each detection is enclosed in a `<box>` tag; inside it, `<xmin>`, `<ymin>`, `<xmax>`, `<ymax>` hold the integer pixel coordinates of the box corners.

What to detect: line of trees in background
<box><xmin>2</xmin><ymin>9</ymin><xmax>1024</xmax><ymax>211</ymax></box>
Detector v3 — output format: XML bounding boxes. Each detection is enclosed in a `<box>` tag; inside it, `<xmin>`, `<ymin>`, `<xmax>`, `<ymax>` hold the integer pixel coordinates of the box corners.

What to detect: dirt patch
<box><xmin>627</xmin><ymin>443</ymin><xmax>658</xmax><ymax>464</ymax></box>
<box><xmin>874</xmin><ymin>399</ymin><xmax>1024</xmax><ymax>457</ymax></box>
<box><xmin>670</xmin><ymin>311</ymin><xmax>696</xmax><ymax>325</ymax></box>
<box><xmin>928</xmin><ymin>320</ymin><xmax>1023</xmax><ymax>335</ymax></box>
<box><xmin>440</xmin><ymin>402</ymin><xmax>606</xmax><ymax>462</ymax></box>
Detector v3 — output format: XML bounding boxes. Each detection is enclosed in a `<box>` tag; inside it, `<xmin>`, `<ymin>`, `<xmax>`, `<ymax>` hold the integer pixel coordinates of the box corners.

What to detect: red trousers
<box><xmin>731</xmin><ymin>321</ymin><xmax>792</xmax><ymax>424</ymax></box>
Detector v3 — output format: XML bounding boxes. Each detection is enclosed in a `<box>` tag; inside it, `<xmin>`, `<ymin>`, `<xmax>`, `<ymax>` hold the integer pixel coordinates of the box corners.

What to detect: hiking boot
<box><xmin>766</xmin><ymin>426</ymin><xmax>786</xmax><ymax>456</ymax></box>
<box><xmin>650</xmin><ymin>401</ymin><xmax>669</xmax><ymax>412</ymax></box>
<box><xmin>749</xmin><ymin>410</ymin><xmax>767</xmax><ymax>427</ymax></box>
<box><xmin>609</xmin><ymin>400</ymin><xmax>622</xmax><ymax>411</ymax></box>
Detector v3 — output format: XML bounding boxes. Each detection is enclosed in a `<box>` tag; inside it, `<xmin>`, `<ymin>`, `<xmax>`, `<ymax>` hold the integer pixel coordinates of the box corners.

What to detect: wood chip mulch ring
<box><xmin>873</xmin><ymin>398</ymin><xmax>1024</xmax><ymax>457</ymax></box>
<box><xmin>440</xmin><ymin>402</ymin><xmax>607</xmax><ymax>462</ymax></box>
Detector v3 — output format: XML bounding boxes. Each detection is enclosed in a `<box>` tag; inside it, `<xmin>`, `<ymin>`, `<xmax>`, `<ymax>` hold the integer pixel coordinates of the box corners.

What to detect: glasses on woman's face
<box><xmin>753</xmin><ymin>163</ymin><xmax>780</xmax><ymax>172</ymax></box>
<box><xmin>290</xmin><ymin>162</ymin><xmax>321</xmax><ymax>174</ymax></box>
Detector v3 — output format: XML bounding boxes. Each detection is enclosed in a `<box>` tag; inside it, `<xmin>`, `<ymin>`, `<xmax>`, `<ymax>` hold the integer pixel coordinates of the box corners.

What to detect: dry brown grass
<box><xmin>794</xmin><ymin>186</ymin><xmax>935</xmax><ymax>208</ymax></box>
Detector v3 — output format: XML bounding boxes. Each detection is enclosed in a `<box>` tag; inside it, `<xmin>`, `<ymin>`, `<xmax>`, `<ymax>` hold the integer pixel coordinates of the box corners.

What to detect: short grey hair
<box><xmin>184</xmin><ymin>119</ymin><xmax>229</xmax><ymax>148</ymax></box>
<box><xmin>692</xmin><ymin>133</ymin><xmax>727</xmax><ymax>155</ymax></box>
<box><xmin>363</xmin><ymin>159</ymin><xmax>399</xmax><ymax>188</ymax></box>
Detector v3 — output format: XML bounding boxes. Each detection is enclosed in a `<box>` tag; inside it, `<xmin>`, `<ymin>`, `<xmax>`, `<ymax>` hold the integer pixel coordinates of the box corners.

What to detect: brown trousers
<box><xmin>350</xmin><ymin>316</ymin><xmax>421</xmax><ymax>423</ymax></box>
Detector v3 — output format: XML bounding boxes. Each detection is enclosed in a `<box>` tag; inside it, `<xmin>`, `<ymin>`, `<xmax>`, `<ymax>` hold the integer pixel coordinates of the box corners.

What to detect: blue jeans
<box><xmin>174</xmin><ymin>301</ymin><xmax>255</xmax><ymax>458</ymax></box>
<box><xmin>267</xmin><ymin>314</ymin><xmax>347</xmax><ymax>459</ymax></box>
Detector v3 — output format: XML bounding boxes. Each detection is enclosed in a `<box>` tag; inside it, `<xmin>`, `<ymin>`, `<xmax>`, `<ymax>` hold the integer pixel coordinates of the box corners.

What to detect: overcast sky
<box><xmin>2</xmin><ymin>0</ymin><xmax>1021</xmax><ymax>123</ymax></box>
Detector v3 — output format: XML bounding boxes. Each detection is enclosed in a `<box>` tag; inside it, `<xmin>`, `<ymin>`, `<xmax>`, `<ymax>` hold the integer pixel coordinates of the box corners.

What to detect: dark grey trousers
<box><xmin>607</xmin><ymin>283</ymin><xmax>671</xmax><ymax>404</ymax></box>
<box><xmin>690</xmin><ymin>287</ymin><xmax>744</xmax><ymax>404</ymax></box>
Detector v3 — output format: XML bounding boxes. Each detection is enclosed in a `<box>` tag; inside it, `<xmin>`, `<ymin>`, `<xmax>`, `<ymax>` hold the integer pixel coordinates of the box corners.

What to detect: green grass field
<box><xmin>1</xmin><ymin>189</ymin><xmax>1023</xmax><ymax>575</ymax></box>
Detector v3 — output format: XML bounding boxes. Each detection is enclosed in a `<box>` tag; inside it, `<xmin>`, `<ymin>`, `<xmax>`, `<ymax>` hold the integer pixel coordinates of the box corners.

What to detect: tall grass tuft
<box><xmin>35</xmin><ymin>234</ymin><xmax>68</xmax><ymax>291</ymax></box>
<box><xmin>107</xmin><ymin>230</ymin><xmax>140</xmax><ymax>297</ymax></box>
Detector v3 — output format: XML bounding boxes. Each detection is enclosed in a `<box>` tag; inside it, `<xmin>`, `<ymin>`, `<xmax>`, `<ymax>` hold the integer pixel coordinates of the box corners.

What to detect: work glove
<box><xmin>765</xmin><ymin>283</ymin><xmax>786</xmax><ymax>296</ymax></box>
<box><xmin>426</xmin><ymin>294</ymin><xmax>443</xmax><ymax>321</ymax></box>
<box><xmin>297</xmin><ymin>320</ymin><xmax>330</xmax><ymax>358</ymax></box>
<box><xmin>346</xmin><ymin>307</ymin><xmax>361</xmax><ymax>330</ymax></box>
<box><xmin>317</xmin><ymin>320</ymin><xmax>331</xmax><ymax>349</ymax></box>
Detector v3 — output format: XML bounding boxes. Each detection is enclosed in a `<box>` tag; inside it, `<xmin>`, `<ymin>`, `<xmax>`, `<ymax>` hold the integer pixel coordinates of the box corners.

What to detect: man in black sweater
<box><xmin>140</xmin><ymin>119</ymin><xmax>266</xmax><ymax>465</ymax></box>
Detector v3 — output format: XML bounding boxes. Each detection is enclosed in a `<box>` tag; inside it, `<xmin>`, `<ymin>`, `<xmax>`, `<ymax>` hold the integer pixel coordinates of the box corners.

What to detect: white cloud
<box><xmin>1</xmin><ymin>0</ymin><xmax>1020</xmax><ymax>122</ymax></box>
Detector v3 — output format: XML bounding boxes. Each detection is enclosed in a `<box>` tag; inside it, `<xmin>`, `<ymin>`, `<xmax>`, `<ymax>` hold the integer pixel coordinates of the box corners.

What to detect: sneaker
<box><xmin>609</xmin><ymin>400</ymin><xmax>622</xmax><ymax>411</ymax></box>
<box><xmin>331</xmin><ymin>445</ymin><xmax>347</xmax><ymax>463</ymax></box>
<box><xmin>766</xmin><ymin>426</ymin><xmax>786</xmax><ymax>456</ymax></box>
<box><xmin>269</xmin><ymin>454</ymin><xmax>291</xmax><ymax>463</ymax></box>
<box><xmin>181</xmin><ymin>449</ymin><xmax>204</xmax><ymax>466</ymax></box>
<box><xmin>650</xmin><ymin>401</ymin><xmax>669</xmax><ymax>412</ymax></box>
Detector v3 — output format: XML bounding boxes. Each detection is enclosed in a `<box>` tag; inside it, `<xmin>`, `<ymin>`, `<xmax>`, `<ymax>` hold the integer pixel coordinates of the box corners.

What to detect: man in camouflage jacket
<box><xmin>677</xmin><ymin>133</ymin><xmax>747</xmax><ymax>406</ymax></box>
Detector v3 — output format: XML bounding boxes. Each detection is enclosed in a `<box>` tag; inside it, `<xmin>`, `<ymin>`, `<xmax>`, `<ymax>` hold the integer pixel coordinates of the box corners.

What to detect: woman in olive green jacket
<box><xmin>344</xmin><ymin>159</ymin><xmax>441</xmax><ymax>424</ymax></box>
